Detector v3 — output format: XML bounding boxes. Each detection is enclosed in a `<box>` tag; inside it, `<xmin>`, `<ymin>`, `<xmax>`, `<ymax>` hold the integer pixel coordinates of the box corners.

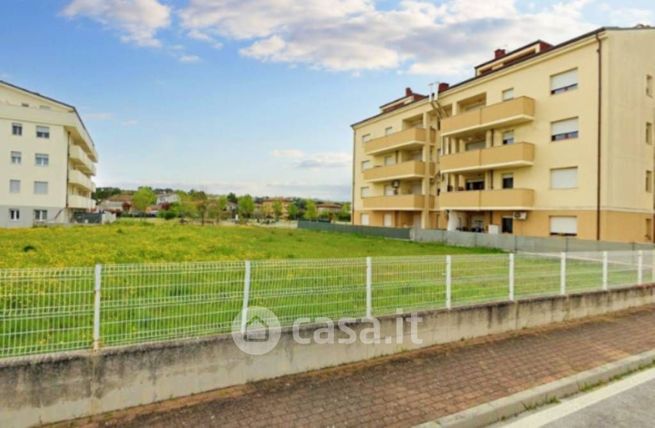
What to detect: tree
<box><xmin>304</xmin><ymin>200</ymin><xmax>318</xmax><ymax>221</ymax></box>
<box><xmin>338</xmin><ymin>203</ymin><xmax>351</xmax><ymax>222</ymax></box>
<box><xmin>190</xmin><ymin>191</ymin><xmax>209</xmax><ymax>225</ymax></box>
<box><xmin>227</xmin><ymin>192</ymin><xmax>238</xmax><ymax>204</ymax></box>
<box><xmin>287</xmin><ymin>203</ymin><xmax>299</xmax><ymax>220</ymax></box>
<box><xmin>132</xmin><ymin>187</ymin><xmax>156</xmax><ymax>216</ymax></box>
<box><xmin>177</xmin><ymin>193</ymin><xmax>197</xmax><ymax>220</ymax></box>
<box><xmin>238</xmin><ymin>195</ymin><xmax>255</xmax><ymax>219</ymax></box>
<box><xmin>272</xmin><ymin>200</ymin><xmax>283</xmax><ymax>221</ymax></box>
<box><xmin>93</xmin><ymin>187</ymin><xmax>121</xmax><ymax>202</ymax></box>
<box><xmin>207</xmin><ymin>196</ymin><xmax>228</xmax><ymax>224</ymax></box>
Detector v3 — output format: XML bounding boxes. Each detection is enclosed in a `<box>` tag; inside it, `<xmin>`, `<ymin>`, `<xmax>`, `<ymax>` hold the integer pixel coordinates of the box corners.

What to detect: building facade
<box><xmin>352</xmin><ymin>27</ymin><xmax>655</xmax><ymax>243</ymax></box>
<box><xmin>0</xmin><ymin>81</ymin><xmax>98</xmax><ymax>228</ymax></box>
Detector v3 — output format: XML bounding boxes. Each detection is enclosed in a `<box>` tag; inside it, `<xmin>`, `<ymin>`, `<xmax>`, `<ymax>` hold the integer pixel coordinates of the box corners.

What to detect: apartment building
<box><xmin>352</xmin><ymin>26</ymin><xmax>655</xmax><ymax>243</ymax></box>
<box><xmin>0</xmin><ymin>80</ymin><xmax>98</xmax><ymax>228</ymax></box>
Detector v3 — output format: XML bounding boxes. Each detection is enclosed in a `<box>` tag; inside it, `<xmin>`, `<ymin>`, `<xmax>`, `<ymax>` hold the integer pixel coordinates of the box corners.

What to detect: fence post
<box><xmin>240</xmin><ymin>260</ymin><xmax>251</xmax><ymax>335</ymax></box>
<box><xmin>446</xmin><ymin>255</ymin><xmax>452</xmax><ymax>309</ymax></box>
<box><xmin>602</xmin><ymin>251</ymin><xmax>608</xmax><ymax>291</ymax></box>
<box><xmin>365</xmin><ymin>257</ymin><xmax>372</xmax><ymax>319</ymax></box>
<box><xmin>93</xmin><ymin>264</ymin><xmax>102</xmax><ymax>351</ymax></box>
<box><xmin>560</xmin><ymin>252</ymin><xmax>567</xmax><ymax>296</ymax></box>
<box><xmin>638</xmin><ymin>250</ymin><xmax>644</xmax><ymax>285</ymax></box>
<box><xmin>508</xmin><ymin>253</ymin><xmax>515</xmax><ymax>301</ymax></box>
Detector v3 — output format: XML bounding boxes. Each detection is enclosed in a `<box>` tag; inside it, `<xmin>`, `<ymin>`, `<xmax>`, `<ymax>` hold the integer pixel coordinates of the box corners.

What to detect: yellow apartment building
<box><xmin>0</xmin><ymin>80</ymin><xmax>98</xmax><ymax>228</ymax></box>
<box><xmin>351</xmin><ymin>26</ymin><xmax>655</xmax><ymax>243</ymax></box>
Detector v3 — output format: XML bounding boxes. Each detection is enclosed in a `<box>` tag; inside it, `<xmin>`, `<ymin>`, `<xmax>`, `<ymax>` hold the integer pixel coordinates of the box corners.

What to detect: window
<box><xmin>647</xmin><ymin>218</ymin><xmax>652</xmax><ymax>240</ymax></box>
<box><xmin>550</xmin><ymin>216</ymin><xmax>577</xmax><ymax>236</ymax></box>
<box><xmin>362</xmin><ymin>134</ymin><xmax>371</xmax><ymax>144</ymax></box>
<box><xmin>551</xmin><ymin>118</ymin><xmax>579</xmax><ymax>141</ymax></box>
<box><xmin>11</xmin><ymin>151</ymin><xmax>21</xmax><ymax>165</ymax></box>
<box><xmin>21</xmin><ymin>103</ymin><xmax>29</xmax><ymax>108</ymax></box>
<box><xmin>361</xmin><ymin>160</ymin><xmax>371</xmax><ymax>171</ymax></box>
<box><xmin>383</xmin><ymin>213</ymin><xmax>393</xmax><ymax>227</ymax></box>
<box><xmin>647</xmin><ymin>75</ymin><xmax>653</xmax><ymax>97</ymax></box>
<box><xmin>34</xmin><ymin>181</ymin><xmax>48</xmax><ymax>195</ymax></box>
<box><xmin>502</xmin><ymin>130</ymin><xmax>514</xmax><ymax>145</ymax></box>
<box><xmin>384</xmin><ymin>155</ymin><xmax>395</xmax><ymax>166</ymax></box>
<box><xmin>360</xmin><ymin>213</ymin><xmax>370</xmax><ymax>226</ymax></box>
<box><xmin>9</xmin><ymin>179</ymin><xmax>20</xmax><ymax>193</ymax></box>
<box><xmin>12</xmin><ymin>123</ymin><xmax>22</xmax><ymax>136</ymax></box>
<box><xmin>466</xmin><ymin>141</ymin><xmax>486</xmax><ymax>151</ymax></box>
<box><xmin>384</xmin><ymin>184</ymin><xmax>395</xmax><ymax>196</ymax></box>
<box><xmin>465</xmin><ymin>178</ymin><xmax>484</xmax><ymax>191</ymax></box>
<box><xmin>550</xmin><ymin>167</ymin><xmax>578</xmax><ymax>189</ymax></box>
<box><xmin>361</xmin><ymin>187</ymin><xmax>371</xmax><ymax>198</ymax></box>
<box><xmin>385</xmin><ymin>127</ymin><xmax>393</xmax><ymax>136</ymax></box>
<box><xmin>502</xmin><ymin>88</ymin><xmax>514</xmax><ymax>101</ymax></box>
<box><xmin>502</xmin><ymin>173</ymin><xmax>514</xmax><ymax>189</ymax></box>
<box><xmin>34</xmin><ymin>210</ymin><xmax>47</xmax><ymax>222</ymax></box>
<box><xmin>36</xmin><ymin>126</ymin><xmax>50</xmax><ymax>139</ymax></box>
<box><xmin>501</xmin><ymin>217</ymin><xmax>513</xmax><ymax>234</ymax></box>
<box><xmin>39</xmin><ymin>105</ymin><xmax>51</xmax><ymax>110</ymax></box>
<box><xmin>9</xmin><ymin>209</ymin><xmax>20</xmax><ymax>221</ymax></box>
<box><xmin>647</xmin><ymin>122</ymin><xmax>653</xmax><ymax>145</ymax></box>
<box><xmin>35</xmin><ymin>153</ymin><xmax>49</xmax><ymax>167</ymax></box>
<box><xmin>550</xmin><ymin>69</ymin><xmax>578</xmax><ymax>94</ymax></box>
<box><xmin>647</xmin><ymin>171</ymin><xmax>653</xmax><ymax>193</ymax></box>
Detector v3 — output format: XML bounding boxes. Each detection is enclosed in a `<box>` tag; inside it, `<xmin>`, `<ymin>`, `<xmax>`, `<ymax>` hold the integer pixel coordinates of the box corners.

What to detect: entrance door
<box><xmin>501</xmin><ymin>217</ymin><xmax>514</xmax><ymax>234</ymax></box>
<box><xmin>384</xmin><ymin>213</ymin><xmax>393</xmax><ymax>227</ymax></box>
<box><xmin>413</xmin><ymin>213</ymin><xmax>421</xmax><ymax>228</ymax></box>
<box><xmin>361</xmin><ymin>213</ymin><xmax>370</xmax><ymax>226</ymax></box>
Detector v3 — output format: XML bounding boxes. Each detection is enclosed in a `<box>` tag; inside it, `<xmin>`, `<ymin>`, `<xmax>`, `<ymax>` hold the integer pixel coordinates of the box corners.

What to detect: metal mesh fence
<box><xmin>0</xmin><ymin>250</ymin><xmax>652</xmax><ymax>359</ymax></box>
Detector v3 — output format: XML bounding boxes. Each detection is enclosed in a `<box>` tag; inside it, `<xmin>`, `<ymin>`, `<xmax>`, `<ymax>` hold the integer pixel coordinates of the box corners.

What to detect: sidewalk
<box><xmin>68</xmin><ymin>305</ymin><xmax>655</xmax><ymax>428</ymax></box>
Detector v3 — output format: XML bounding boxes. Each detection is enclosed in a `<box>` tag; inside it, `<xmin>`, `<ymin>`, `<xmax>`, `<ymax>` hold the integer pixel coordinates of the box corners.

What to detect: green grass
<box><xmin>0</xmin><ymin>222</ymin><xmax>643</xmax><ymax>358</ymax></box>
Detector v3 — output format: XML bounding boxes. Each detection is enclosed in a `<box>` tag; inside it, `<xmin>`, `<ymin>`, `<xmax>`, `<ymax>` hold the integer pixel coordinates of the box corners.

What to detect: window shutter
<box><xmin>551</xmin><ymin>69</ymin><xmax>578</xmax><ymax>91</ymax></box>
<box><xmin>551</xmin><ymin>118</ymin><xmax>578</xmax><ymax>136</ymax></box>
<box><xmin>550</xmin><ymin>217</ymin><xmax>577</xmax><ymax>234</ymax></box>
<box><xmin>550</xmin><ymin>167</ymin><xmax>578</xmax><ymax>189</ymax></box>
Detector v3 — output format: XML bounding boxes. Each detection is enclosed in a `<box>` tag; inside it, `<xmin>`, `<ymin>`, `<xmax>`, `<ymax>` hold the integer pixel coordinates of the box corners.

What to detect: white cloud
<box><xmin>178</xmin><ymin>54</ymin><xmax>201</xmax><ymax>63</ymax></box>
<box><xmin>272</xmin><ymin>149</ymin><xmax>351</xmax><ymax>168</ymax></box>
<box><xmin>84</xmin><ymin>112</ymin><xmax>114</xmax><ymax>121</ymax></box>
<box><xmin>122</xmin><ymin>119</ymin><xmax>139</xmax><ymax>127</ymax></box>
<box><xmin>178</xmin><ymin>0</ymin><xmax>601</xmax><ymax>75</ymax></box>
<box><xmin>62</xmin><ymin>0</ymin><xmax>171</xmax><ymax>47</ymax></box>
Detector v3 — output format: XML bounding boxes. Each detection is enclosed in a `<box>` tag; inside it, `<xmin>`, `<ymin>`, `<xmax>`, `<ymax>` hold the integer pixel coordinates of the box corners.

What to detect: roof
<box><xmin>0</xmin><ymin>79</ymin><xmax>96</xmax><ymax>149</ymax></box>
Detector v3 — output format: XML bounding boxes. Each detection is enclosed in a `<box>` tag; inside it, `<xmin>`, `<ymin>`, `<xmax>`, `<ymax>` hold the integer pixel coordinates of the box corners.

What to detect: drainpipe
<box><xmin>350</xmin><ymin>129</ymin><xmax>356</xmax><ymax>224</ymax></box>
<box><xmin>595</xmin><ymin>33</ymin><xmax>603</xmax><ymax>241</ymax></box>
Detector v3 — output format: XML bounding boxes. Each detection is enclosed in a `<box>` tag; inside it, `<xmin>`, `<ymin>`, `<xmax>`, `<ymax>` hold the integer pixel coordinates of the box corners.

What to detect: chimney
<box><xmin>405</xmin><ymin>87</ymin><xmax>413</xmax><ymax>97</ymax></box>
<box><xmin>494</xmin><ymin>48</ymin><xmax>506</xmax><ymax>59</ymax></box>
<box><xmin>438</xmin><ymin>82</ymin><xmax>450</xmax><ymax>93</ymax></box>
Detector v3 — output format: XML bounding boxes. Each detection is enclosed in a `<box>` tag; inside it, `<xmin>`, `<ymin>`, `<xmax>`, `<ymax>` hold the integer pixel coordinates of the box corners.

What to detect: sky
<box><xmin>1</xmin><ymin>1</ymin><xmax>654</xmax><ymax>201</ymax></box>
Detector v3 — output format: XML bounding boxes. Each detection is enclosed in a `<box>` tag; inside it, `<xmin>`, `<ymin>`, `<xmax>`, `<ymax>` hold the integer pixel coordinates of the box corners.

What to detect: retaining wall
<box><xmin>2</xmin><ymin>284</ymin><xmax>655</xmax><ymax>427</ymax></box>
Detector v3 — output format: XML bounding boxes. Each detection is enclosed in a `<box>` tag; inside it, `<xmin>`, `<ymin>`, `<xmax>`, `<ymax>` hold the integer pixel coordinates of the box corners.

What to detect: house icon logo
<box><xmin>231</xmin><ymin>306</ymin><xmax>281</xmax><ymax>355</ymax></box>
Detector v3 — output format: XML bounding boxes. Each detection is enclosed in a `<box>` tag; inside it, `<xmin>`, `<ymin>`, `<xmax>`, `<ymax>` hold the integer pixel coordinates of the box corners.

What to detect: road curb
<box><xmin>415</xmin><ymin>349</ymin><xmax>655</xmax><ymax>428</ymax></box>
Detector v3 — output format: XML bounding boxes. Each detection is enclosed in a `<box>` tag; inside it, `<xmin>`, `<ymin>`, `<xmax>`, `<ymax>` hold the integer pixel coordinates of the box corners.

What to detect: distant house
<box><xmin>156</xmin><ymin>193</ymin><xmax>180</xmax><ymax>205</ymax></box>
<box><xmin>99</xmin><ymin>194</ymin><xmax>133</xmax><ymax>214</ymax></box>
<box><xmin>261</xmin><ymin>197</ymin><xmax>293</xmax><ymax>219</ymax></box>
<box><xmin>317</xmin><ymin>203</ymin><xmax>342</xmax><ymax>215</ymax></box>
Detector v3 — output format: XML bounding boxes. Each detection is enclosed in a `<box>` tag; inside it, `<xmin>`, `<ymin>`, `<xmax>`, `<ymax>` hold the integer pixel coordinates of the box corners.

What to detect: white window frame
<box><xmin>35</xmin><ymin>153</ymin><xmax>49</xmax><ymax>167</ymax></box>
<box><xmin>360</xmin><ymin>213</ymin><xmax>370</xmax><ymax>226</ymax></box>
<box><xmin>550</xmin><ymin>69</ymin><xmax>578</xmax><ymax>94</ymax></box>
<box><xmin>550</xmin><ymin>216</ymin><xmax>577</xmax><ymax>236</ymax></box>
<box><xmin>34</xmin><ymin>209</ymin><xmax>48</xmax><ymax>222</ymax></box>
<box><xmin>12</xmin><ymin>122</ymin><xmax>22</xmax><ymax>136</ymax></box>
<box><xmin>11</xmin><ymin>151</ymin><xmax>21</xmax><ymax>165</ymax></box>
<box><xmin>550</xmin><ymin>167</ymin><xmax>578</xmax><ymax>189</ymax></box>
<box><xmin>9</xmin><ymin>209</ymin><xmax>20</xmax><ymax>221</ymax></box>
<box><xmin>34</xmin><ymin>181</ymin><xmax>48</xmax><ymax>195</ymax></box>
<box><xmin>502</xmin><ymin>88</ymin><xmax>514</xmax><ymax>101</ymax></box>
<box><xmin>502</xmin><ymin>130</ymin><xmax>515</xmax><ymax>145</ymax></box>
<box><xmin>9</xmin><ymin>179</ymin><xmax>20</xmax><ymax>194</ymax></box>
<box><xmin>361</xmin><ymin>160</ymin><xmax>372</xmax><ymax>171</ymax></box>
<box><xmin>501</xmin><ymin>173</ymin><xmax>514</xmax><ymax>189</ymax></box>
<box><xmin>36</xmin><ymin>126</ymin><xmax>50</xmax><ymax>139</ymax></box>
<box><xmin>384</xmin><ymin>127</ymin><xmax>394</xmax><ymax>136</ymax></box>
<box><xmin>551</xmin><ymin>118</ymin><xmax>579</xmax><ymax>141</ymax></box>
<box><xmin>362</xmin><ymin>134</ymin><xmax>371</xmax><ymax>144</ymax></box>
<box><xmin>361</xmin><ymin>186</ymin><xmax>371</xmax><ymax>198</ymax></box>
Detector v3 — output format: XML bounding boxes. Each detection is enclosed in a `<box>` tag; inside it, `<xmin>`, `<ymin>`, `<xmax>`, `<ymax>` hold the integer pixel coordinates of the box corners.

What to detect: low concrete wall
<box><xmin>3</xmin><ymin>284</ymin><xmax>655</xmax><ymax>427</ymax></box>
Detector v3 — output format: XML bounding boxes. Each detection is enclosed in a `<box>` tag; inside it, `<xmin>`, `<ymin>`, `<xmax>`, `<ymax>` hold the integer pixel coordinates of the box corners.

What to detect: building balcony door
<box><xmin>502</xmin><ymin>217</ymin><xmax>514</xmax><ymax>234</ymax></box>
<box><xmin>384</xmin><ymin>213</ymin><xmax>393</xmax><ymax>227</ymax></box>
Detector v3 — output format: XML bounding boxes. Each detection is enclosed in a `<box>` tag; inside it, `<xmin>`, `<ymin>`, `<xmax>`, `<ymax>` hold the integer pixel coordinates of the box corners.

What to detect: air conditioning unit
<box><xmin>513</xmin><ymin>211</ymin><xmax>528</xmax><ymax>220</ymax></box>
<box><xmin>391</xmin><ymin>180</ymin><xmax>400</xmax><ymax>188</ymax></box>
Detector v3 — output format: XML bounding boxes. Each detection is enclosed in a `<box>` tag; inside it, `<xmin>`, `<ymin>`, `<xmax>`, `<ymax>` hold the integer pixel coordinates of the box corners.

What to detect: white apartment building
<box><xmin>0</xmin><ymin>80</ymin><xmax>98</xmax><ymax>228</ymax></box>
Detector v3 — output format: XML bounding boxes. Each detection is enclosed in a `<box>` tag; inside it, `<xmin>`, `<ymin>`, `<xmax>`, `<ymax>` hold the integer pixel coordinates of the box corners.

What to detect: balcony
<box><xmin>439</xmin><ymin>189</ymin><xmax>534</xmax><ymax>210</ymax></box>
<box><xmin>440</xmin><ymin>142</ymin><xmax>535</xmax><ymax>173</ymax></box>
<box><xmin>69</xmin><ymin>145</ymin><xmax>96</xmax><ymax>176</ymax></box>
<box><xmin>68</xmin><ymin>194</ymin><xmax>96</xmax><ymax>210</ymax></box>
<box><xmin>363</xmin><ymin>161</ymin><xmax>434</xmax><ymax>182</ymax></box>
<box><xmin>441</xmin><ymin>97</ymin><xmax>535</xmax><ymax>137</ymax></box>
<box><xmin>362</xmin><ymin>194</ymin><xmax>434</xmax><ymax>211</ymax></box>
<box><xmin>364</xmin><ymin>128</ymin><xmax>434</xmax><ymax>156</ymax></box>
<box><xmin>69</xmin><ymin>168</ymin><xmax>95</xmax><ymax>192</ymax></box>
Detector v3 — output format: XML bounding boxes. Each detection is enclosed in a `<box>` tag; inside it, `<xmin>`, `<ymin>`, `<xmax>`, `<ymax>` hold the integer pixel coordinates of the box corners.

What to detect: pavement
<box><xmin>62</xmin><ymin>305</ymin><xmax>655</xmax><ymax>428</ymax></box>
<box><xmin>500</xmin><ymin>367</ymin><xmax>655</xmax><ymax>427</ymax></box>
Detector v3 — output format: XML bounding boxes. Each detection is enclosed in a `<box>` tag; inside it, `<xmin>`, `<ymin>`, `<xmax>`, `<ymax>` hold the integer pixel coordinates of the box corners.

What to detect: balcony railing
<box><xmin>68</xmin><ymin>168</ymin><xmax>95</xmax><ymax>192</ymax></box>
<box><xmin>69</xmin><ymin>145</ymin><xmax>97</xmax><ymax>176</ymax></box>
<box><xmin>363</xmin><ymin>160</ymin><xmax>434</xmax><ymax>182</ymax></box>
<box><xmin>439</xmin><ymin>189</ymin><xmax>534</xmax><ymax>210</ymax></box>
<box><xmin>364</xmin><ymin>128</ymin><xmax>434</xmax><ymax>155</ymax></box>
<box><xmin>440</xmin><ymin>142</ymin><xmax>535</xmax><ymax>173</ymax></box>
<box><xmin>362</xmin><ymin>194</ymin><xmax>433</xmax><ymax>211</ymax></box>
<box><xmin>68</xmin><ymin>194</ymin><xmax>96</xmax><ymax>210</ymax></box>
<box><xmin>441</xmin><ymin>97</ymin><xmax>535</xmax><ymax>137</ymax></box>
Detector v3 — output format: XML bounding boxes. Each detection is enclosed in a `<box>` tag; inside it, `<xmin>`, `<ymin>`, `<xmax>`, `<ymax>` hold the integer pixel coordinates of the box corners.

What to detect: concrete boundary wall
<box><xmin>2</xmin><ymin>284</ymin><xmax>655</xmax><ymax>427</ymax></box>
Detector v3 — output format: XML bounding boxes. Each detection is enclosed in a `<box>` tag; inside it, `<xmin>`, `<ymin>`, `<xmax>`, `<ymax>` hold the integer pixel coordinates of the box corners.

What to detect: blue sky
<box><xmin>1</xmin><ymin>1</ymin><xmax>654</xmax><ymax>200</ymax></box>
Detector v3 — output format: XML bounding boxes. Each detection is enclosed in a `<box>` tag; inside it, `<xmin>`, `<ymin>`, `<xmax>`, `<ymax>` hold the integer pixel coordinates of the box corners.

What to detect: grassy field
<box><xmin>0</xmin><ymin>222</ymin><xmax>642</xmax><ymax>358</ymax></box>
<box><xmin>0</xmin><ymin>221</ymin><xmax>495</xmax><ymax>268</ymax></box>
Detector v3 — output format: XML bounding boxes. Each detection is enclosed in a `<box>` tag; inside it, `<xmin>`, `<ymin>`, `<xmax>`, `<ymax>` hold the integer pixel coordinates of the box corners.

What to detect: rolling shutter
<box><xmin>550</xmin><ymin>167</ymin><xmax>578</xmax><ymax>189</ymax></box>
<box><xmin>550</xmin><ymin>217</ymin><xmax>577</xmax><ymax>235</ymax></box>
<box><xmin>551</xmin><ymin>118</ymin><xmax>578</xmax><ymax>136</ymax></box>
<box><xmin>550</xmin><ymin>69</ymin><xmax>578</xmax><ymax>91</ymax></box>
